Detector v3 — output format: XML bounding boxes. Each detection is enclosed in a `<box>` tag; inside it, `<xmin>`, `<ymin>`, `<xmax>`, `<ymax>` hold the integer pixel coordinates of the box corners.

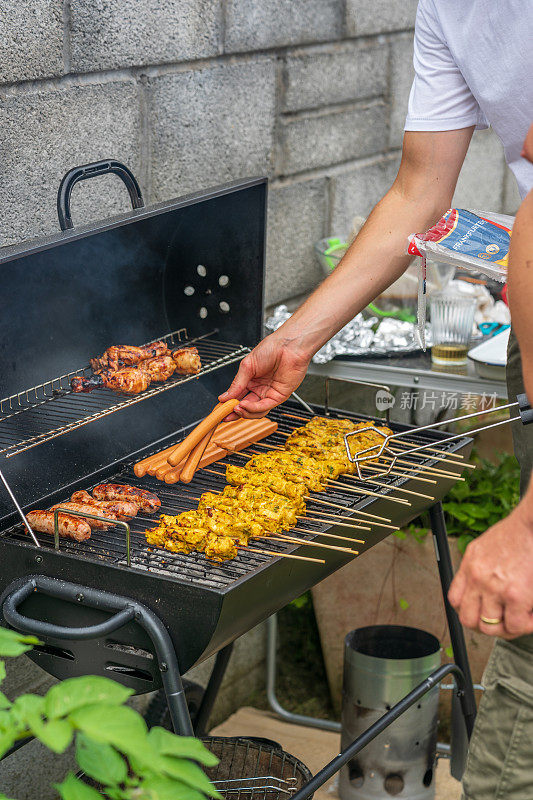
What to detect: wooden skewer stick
<box><xmin>307</xmin><ymin>509</ymin><xmax>398</xmax><ymax>531</ymax></box>
<box><xmin>329</xmin><ymin>478</ymin><xmax>434</xmax><ymax>501</ymax></box>
<box><xmin>310</xmin><ymin>494</ymin><xmax>399</xmax><ymax>517</ymax></box>
<box><xmin>242</xmin><ymin>546</ymin><xmax>325</xmax><ymax>564</ymax></box>
<box><xmin>390</xmin><ymin>438</ymin><xmax>466</xmax><ymax>460</ymax></box>
<box><xmin>388</xmin><ymin>446</ymin><xmax>474</xmax><ymax>469</ymax></box>
<box><xmin>294</xmin><ymin>527</ymin><xmax>365</xmax><ymax>544</ymax></box>
<box><xmin>355</xmin><ymin>463</ymin><xmax>438</xmax><ymax>485</ymax></box>
<box><xmin>378</xmin><ymin>455</ymin><xmax>464</xmax><ymax>480</ymax></box>
<box><xmin>267</xmin><ymin>532</ymin><xmax>358</xmax><ymax>555</ymax></box>
<box><xmin>300</xmin><ymin>516</ymin><xmax>371</xmax><ymax>531</ymax></box>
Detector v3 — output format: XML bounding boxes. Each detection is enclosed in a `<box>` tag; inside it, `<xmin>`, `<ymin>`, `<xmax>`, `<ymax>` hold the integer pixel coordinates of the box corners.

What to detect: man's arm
<box><xmin>221</xmin><ymin>128</ymin><xmax>474</xmax><ymax>418</ymax></box>
<box><xmin>448</xmin><ymin>167</ymin><xmax>533</xmax><ymax>639</ymax></box>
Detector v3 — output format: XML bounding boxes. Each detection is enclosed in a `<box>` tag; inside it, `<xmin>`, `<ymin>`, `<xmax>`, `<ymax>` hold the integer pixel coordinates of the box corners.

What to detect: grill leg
<box><xmin>194</xmin><ymin>643</ymin><xmax>234</xmax><ymax>737</ymax></box>
<box><xmin>429</xmin><ymin>501</ymin><xmax>477</xmax><ymax>739</ymax></box>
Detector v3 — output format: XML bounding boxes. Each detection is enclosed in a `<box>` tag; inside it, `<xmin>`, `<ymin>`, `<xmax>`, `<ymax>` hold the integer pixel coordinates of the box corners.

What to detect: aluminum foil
<box><xmin>265</xmin><ymin>305</ymin><xmax>431</xmax><ymax>364</ymax></box>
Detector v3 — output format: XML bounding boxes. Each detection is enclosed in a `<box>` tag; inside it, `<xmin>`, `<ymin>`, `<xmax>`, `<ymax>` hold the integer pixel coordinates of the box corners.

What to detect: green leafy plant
<box><xmin>442</xmin><ymin>452</ymin><xmax>519</xmax><ymax>554</ymax></box>
<box><xmin>0</xmin><ymin>627</ymin><xmax>220</xmax><ymax>800</ymax></box>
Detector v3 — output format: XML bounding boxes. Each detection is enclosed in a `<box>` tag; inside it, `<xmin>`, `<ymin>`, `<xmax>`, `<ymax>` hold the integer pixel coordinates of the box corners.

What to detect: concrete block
<box><xmin>148</xmin><ymin>61</ymin><xmax>276</xmax><ymax>201</ymax></box>
<box><xmin>330</xmin><ymin>154</ymin><xmax>400</xmax><ymax>236</ymax></box>
<box><xmin>389</xmin><ymin>32</ymin><xmax>414</xmax><ymax>149</ymax></box>
<box><xmin>0</xmin><ymin>738</ymin><xmax>77</xmax><ymax>800</ymax></box>
<box><xmin>265</xmin><ymin>179</ymin><xmax>327</xmax><ymax>306</ymax></box>
<box><xmin>282</xmin><ymin>42</ymin><xmax>388</xmax><ymax>113</ymax></box>
<box><xmin>346</xmin><ymin>0</ymin><xmax>417</xmax><ymax>36</ymax></box>
<box><xmin>453</xmin><ymin>129</ymin><xmax>505</xmax><ymax>211</ymax></box>
<box><xmin>278</xmin><ymin>100</ymin><xmax>387</xmax><ymax>176</ymax></box>
<box><xmin>224</xmin><ymin>0</ymin><xmax>341</xmax><ymax>52</ymax></box>
<box><xmin>0</xmin><ymin>0</ymin><xmax>64</xmax><ymax>85</ymax></box>
<box><xmin>502</xmin><ymin>166</ymin><xmax>522</xmax><ymax>214</ymax></box>
<box><xmin>70</xmin><ymin>0</ymin><xmax>221</xmax><ymax>72</ymax></box>
<box><xmin>0</xmin><ymin>81</ymin><xmax>141</xmax><ymax>247</ymax></box>
<box><xmin>3</xmin><ymin>655</ymin><xmax>56</xmax><ymax>701</ymax></box>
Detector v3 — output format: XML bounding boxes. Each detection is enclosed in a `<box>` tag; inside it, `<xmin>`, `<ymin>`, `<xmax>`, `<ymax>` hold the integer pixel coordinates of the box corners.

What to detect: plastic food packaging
<box><xmin>408</xmin><ymin>208</ymin><xmax>513</xmax><ymax>282</ymax></box>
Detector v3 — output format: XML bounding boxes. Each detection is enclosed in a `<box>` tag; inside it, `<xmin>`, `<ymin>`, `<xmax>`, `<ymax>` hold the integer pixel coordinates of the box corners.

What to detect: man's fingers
<box><xmin>218</xmin><ymin>359</ymin><xmax>254</xmax><ymax>402</ymax></box>
<box><xmin>235</xmin><ymin>395</ymin><xmax>279</xmax><ymax>419</ymax></box>
<box><xmin>503</xmin><ymin>604</ymin><xmax>533</xmax><ymax>639</ymax></box>
<box><xmin>478</xmin><ymin>598</ymin><xmax>506</xmax><ymax>637</ymax></box>
<box><xmin>458</xmin><ymin>591</ymin><xmax>482</xmax><ymax>631</ymax></box>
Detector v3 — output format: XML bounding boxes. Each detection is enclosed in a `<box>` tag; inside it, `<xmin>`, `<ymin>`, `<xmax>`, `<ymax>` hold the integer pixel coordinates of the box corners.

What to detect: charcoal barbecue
<box><xmin>1</xmin><ymin>159</ymin><xmax>519</xmax><ymax>792</ymax></box>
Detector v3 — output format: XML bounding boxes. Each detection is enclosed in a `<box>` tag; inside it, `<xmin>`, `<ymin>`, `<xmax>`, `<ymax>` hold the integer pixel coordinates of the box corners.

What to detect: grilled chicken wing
<box><xmin>141</xmin><ymin>354</ymin><xmax>176</xmax><ymax>382</ymax></box>
<box><xmin>92</xmin><ymin>483</ymin><xmax>161</xmax><ymax>513</ymax></box>
<box><xmin>90</xmin><ymin>342</ymin><xmax>168</xmax><ymax>373</ymax></box>
<box><xmin>26</xmin><ymin>510</ymin><xmax>91</xmax><ymax>542</ymax></box>
<box><xmin>50</xmin><ymin>502</ymin><xmax>118</xmax><ymax>530</ymax></box>
<box><xmin>71</xmin><ymin>490</ymin><xmax>139</xmax><ymax>520</ymax></box>
<box><xmin>172</xmin><ymin>347</ymin><xmax>202</xmax><ymax>375</ymax></box>
<box><xmin>71</xmin><ymin>367</ymin><xmax>150</xmax><ymax>395</ymax></box>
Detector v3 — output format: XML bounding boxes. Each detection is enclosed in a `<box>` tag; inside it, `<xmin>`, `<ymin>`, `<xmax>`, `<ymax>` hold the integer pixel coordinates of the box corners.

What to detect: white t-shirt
<box><xmin>405</xmin><ymin>0</ymin><xmax>533</xmax><ymax>200</ymax></box>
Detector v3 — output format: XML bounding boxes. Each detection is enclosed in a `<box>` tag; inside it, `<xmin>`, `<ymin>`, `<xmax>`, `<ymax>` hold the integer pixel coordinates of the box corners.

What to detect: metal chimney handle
<box><xmin>57</xmin><ymin>159</ymin><xmax>144</xmax><ymax>231</ymax></box>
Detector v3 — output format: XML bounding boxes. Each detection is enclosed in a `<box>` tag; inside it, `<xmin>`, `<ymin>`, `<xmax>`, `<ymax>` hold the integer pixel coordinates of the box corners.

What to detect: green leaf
<box><xmin>76</xmin><ymin>732</ymin><xmax>128</xmax><ymax>786</ymax></box>
<box><xmin>148</xmin><ymin>728</ymin><xmax>219</xmax><ymax>767</ymax></box>
<box><xmin>46</xmin><ymin>676</ymin><xmax>134</xmax><ymax>719</ymax></box>
<box><xmin>157</xmin><ymin>756</ymin><xmax>221</xmax><ymax>797</ymax></box>
<box><xmin>10</xmin><ymin>693</ymin><xmax>44</xmax><ymax>729</ymax></box>
<box><xmin>0</xmin><ymin>692</ymin><xmax>12</xmax><ymax>710</ymax></box>
<box><xmin>0</xmin><ymin>730</ymin><xmax>17</xmax><ymax>760</ymax></box>
<box><xmin>392</xmin><ymin>529</ymin><xmax>406</xmax><ymax>540</ymax></box>
<box><xmin>33</xmin><ymin>718</ymin><xmax>73</xmax><ymax>753</ymax></box>
<box><xmin>0</xmin><ymin>628</ymin><xmax>41</xmax><ymax>658</ymax></box>
<box><xmin>137</xmin><ymin>775</ymin><xmax>209</xmax><ymax>800</ymax></box>
<box><xmin>55</xmin><ymin>772</ymin><xmax>104</xmax><ymax>800</ymax></box>
<box><xmin>0</xmin><ymin>793</ymin><xmax>17</xmax><ymax>800</ymax></box>
<box><xmin>444</xmin><ymin>646</ymin><xmax>454</xmax><ymax>658</ymax></box>
<box><xmin>0</xmin><ymin>661</ymin><xmax>6</xmax><ymax>683</ymax></box>
<box><xmin>457</xmin><ymin>534</ymin><xmax>474</xmax><ymax>555</ymax></box>
<box><xmin>69</xmin><ymin>704</ymin><xmax>147</xmax><ymax>757</ymax></box>
<box><xmin>398</xmin><ymin>598</ymin><xmax>409</xmax><ymax>611</ymax></box>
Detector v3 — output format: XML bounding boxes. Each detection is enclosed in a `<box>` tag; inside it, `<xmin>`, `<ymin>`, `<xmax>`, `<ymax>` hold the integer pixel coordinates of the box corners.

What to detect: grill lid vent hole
<box><xmin>219</xmin><ymin>301</ymin><xmax>230</xmax><ymax>313</ymax></box>
<box><xmin>199</xmin><ymin>307</ymin><xmax>208</xmax><ymax>319</ymax></box>
<box><xmin>218</xmin><ymin>275</ymin><xmax>229</xmax><ymax>287</ymax></box>
<box><xmin>184</xmin><ymin>286</ymin><xmax>195</xmax><ymax>296</ymax></box>
<box><xmin>197</xmin><ymin>265</ymin><xmax>207</xmax><ymax>277</ymax></box>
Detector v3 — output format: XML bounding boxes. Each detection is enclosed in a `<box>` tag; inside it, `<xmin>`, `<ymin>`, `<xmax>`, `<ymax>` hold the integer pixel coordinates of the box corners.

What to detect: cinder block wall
<box><xmin>1</xmin><ymin>1</ymin><xmax>520</xmax><ymax>308</ymax></box>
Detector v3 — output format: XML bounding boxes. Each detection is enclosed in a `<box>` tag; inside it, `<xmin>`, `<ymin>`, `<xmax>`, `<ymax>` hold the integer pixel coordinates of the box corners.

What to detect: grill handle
<box><xmin>3</xmin><ymin>577</ymin><xmax>135</xmax><ymax>640</ymax></box>
<box><xmin>57</xmin><ymin>159</ymin><xmax>144</xmax><ymax>231</ymax></box>
<box><xmin>2</xmin><ymin>576</ymin><xmax>194</xmax><ymax>736</ymax></box>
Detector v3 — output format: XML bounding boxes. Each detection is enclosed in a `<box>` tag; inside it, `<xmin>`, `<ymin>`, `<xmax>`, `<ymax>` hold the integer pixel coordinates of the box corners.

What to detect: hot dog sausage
<box><xmin>180</xmin><ymin>428</ymin><xmax>217</xmax><ymax>483</ymax></box>
<box><xmin>26</xmin><ymin>510</ymin><xmax>91</xmax><ymax>542</ymax></box>
<box><xmin>167</xmin><ymin>400</ymin><xmax>238</xmax><ymax>467</ymax></box>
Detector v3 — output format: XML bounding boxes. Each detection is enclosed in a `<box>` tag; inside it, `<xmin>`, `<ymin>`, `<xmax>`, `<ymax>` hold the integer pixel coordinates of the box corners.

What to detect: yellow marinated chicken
<box><xmin>225</xmin><ymin>464</ymin><xmax>309</xmax><ymax>503</ymax></box>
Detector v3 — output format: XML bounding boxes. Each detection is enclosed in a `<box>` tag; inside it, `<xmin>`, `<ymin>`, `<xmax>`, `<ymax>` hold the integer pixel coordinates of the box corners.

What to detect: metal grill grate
<box><xmin>0</xmin><ymin>405</ymin><xmax>471</xmax><ymax>591</ymax></box>
<box><xmin>0</xmin><ymin>330</ymin><xmax>249</xmax><ymax>458</ymax></box>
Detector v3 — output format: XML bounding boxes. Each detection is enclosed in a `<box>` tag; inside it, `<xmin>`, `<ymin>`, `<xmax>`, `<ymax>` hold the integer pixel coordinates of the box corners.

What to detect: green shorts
<box><xmin>461</xmin><ymin>328</ymin><xmax>533</xmax><ymax>799</ymax></box>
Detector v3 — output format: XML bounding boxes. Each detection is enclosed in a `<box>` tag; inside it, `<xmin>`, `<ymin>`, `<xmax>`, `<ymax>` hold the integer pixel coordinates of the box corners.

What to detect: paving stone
<box><xmin>224</xmin><ymin>0</ymin><xmax>342</xmax><ymax>52</ymax></box>
<box><xmin>283</xmin><ymin>42</ymin><xmax>388</xmax><ymax>113</ymax></box>
<box><xmin>278</xmin><ymin>100</ymin><xmax>387</xmax><ymax>176</ymax></box>
<box><xmin>70</xmin><ymin>0</ymin><xmax>221</xmax><ymax>72</ymax></box>
<box><xmin>453</xmin><ymin>129</ymin><xmax>505</xmax><ymax>211</ymax></box>
<box><xmin>265</xmin><ymin>179</ymin><xmax>327</xmax><ymax>306</ymax></box>
<box><xmin>346</xmin><ymin>0</ymin><xmax>418</xmax><ymax>36</ymax></box>
<box><xmin>329</xmin><ymin>154</ymin><xmax>400</xmax><ymax>236</ymax></box>
<box><xmin>0</xmin><ymin>0</ymin><xmax>64</xmax><ymax>84</ymax></box>
<box><xmin>148</xmin><ymin>61</ymin><xmax>276</xmax><ymax>201</ymax></box>
<box><xmin>389</xmin><ymin>32</ymin><xmax>414</xmax><ymax>149</ymax></box>
<box><xmin>0</xmin><ymin>81</ymin><xmax>141</xmax><ymax>247</ymax></box>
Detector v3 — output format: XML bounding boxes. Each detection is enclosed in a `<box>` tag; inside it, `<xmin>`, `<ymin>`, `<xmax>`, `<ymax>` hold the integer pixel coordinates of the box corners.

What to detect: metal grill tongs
<box><xmin>344</xmin><ymin>393</ymin><xmax>533</xmax><ymax>479</ymax></box>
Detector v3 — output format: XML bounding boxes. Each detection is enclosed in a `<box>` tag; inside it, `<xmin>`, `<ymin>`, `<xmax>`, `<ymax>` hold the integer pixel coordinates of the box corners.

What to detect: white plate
<box><xmin>467</xmin><ymin>328</ymin><xmax>509</xmax><ymax>379</ymax></box>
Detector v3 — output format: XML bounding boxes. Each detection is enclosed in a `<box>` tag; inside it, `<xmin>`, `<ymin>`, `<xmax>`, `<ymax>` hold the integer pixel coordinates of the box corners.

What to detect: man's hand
<box><xmin>218</xmin><ymin>332</ymin><xmax>310</xmax><ymax>419</ymax></box>
<box><xmin>448</xmin><ymin>502</ymin><xmax>533</xmax><ymax>639</ymax></box>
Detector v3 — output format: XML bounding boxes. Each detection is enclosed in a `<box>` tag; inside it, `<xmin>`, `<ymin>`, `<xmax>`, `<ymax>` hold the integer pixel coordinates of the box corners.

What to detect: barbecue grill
<box><xmin>0</xmin><ymin>162</ymin><xmax>482</xmax><ymax>778</ymax></box>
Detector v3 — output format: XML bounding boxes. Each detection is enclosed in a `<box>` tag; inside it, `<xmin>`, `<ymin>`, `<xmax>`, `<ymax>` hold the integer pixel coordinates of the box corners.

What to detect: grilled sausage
<box><xmin>26</xmin><ymin>510</ymin><xmax>91</xmax><ymax>542</ymax></box>
<box><xmin>50</xmin><ymin>502</ymin><xmax>118</xmax><ymax>529</ymax></box>
<box><xmin>71</xmin><ymin>491</ymin><xmax>139</xmax><ymax>520</ymax></box>
<box><xmin>92</xmin><ymin>483</ymin><xmax>161</xmax><ymax>513</ymax></box>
